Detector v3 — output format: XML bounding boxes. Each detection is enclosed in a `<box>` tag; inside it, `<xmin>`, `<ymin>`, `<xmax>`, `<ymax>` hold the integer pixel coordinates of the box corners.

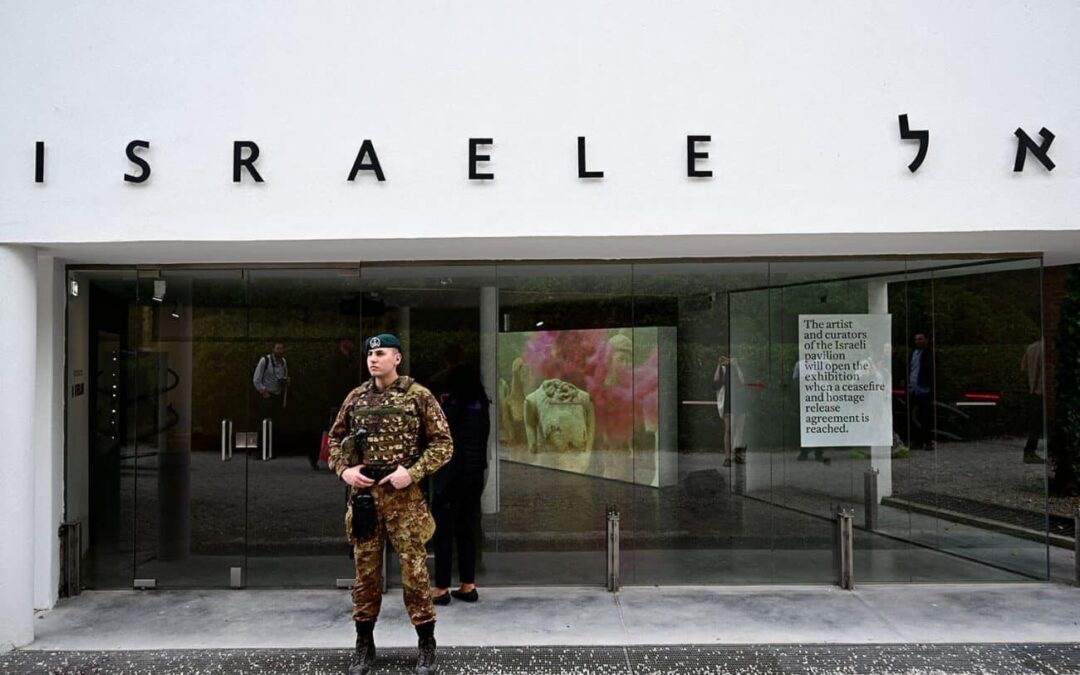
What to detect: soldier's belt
<box><xmin>361</xmin><ymin>465</ymin><xmax>397</xmax><ymax>482</ymax></box>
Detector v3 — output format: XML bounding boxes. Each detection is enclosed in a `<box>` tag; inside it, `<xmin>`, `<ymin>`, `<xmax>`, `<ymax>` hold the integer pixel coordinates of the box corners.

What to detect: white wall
<box><xmin>33</xmin><ymin>255</ymin><xmax>65</xmax><ymax>610</ymax></box>
<box><xmin>1</xmin><ymin>1</ymin><xmax>1078</xmax><ymax>248</ymax></box>
<box><xmin>0</xmin><ymin>246</ymin><xmax>38</xmax><ymax>650</ymax></box>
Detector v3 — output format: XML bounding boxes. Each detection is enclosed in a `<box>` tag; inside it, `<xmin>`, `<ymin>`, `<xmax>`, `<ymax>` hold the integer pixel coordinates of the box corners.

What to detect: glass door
<box><xmin>67</xmin><ymin>269</ymin><xmax>140</xmax><ymax>589</ymax></box>
<box><xmin>244</xmin><ymin>268</ymin><xmax>364</xmax><ymax>586</ymax></box>
<box><xmin>133</xmin><ymin>269</ymin><xmax>249</xmax><ymax>588</ymax></box>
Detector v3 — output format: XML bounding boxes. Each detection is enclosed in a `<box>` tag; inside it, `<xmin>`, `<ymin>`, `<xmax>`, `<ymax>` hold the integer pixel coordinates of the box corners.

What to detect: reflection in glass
<box><xmin>630</xmin><ymin>262</ymin><xmax>781</xmax><ymax>584</ymax></box>
<box><xmin>245</xmin><ymin>268</ymin><xmax>365</xmax><ymax>587</ymax></box>
<box><xmin>66</xmin><ymin>257</ymin><xmax>1049</xmax><ymax>589</ymax></box>
<box><xmin>888</xmin><ymin>259</ymin><xmax>1048</xmax><ymax>580</ymax></box>
<box><xmin>495</xmin><ymin>264</ymin><xmax>633</xmax><ymax>585</ymax></box>
<box><xmin>70</xmin><ymin>271</ymin><xmax>138</xmax><ymax>588</ymax></box>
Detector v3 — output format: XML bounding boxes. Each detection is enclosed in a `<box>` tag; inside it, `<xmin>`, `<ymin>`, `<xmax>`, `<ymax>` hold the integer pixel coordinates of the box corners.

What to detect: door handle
<box><xmin>221</xmin><ymin>419</ymin><xmax>234</xmax><ymax>462</ymax></box>
<box><xmin>261</xmin><ymin>418</ymin><xmax>273</xmax><ymax>461</ymax></box>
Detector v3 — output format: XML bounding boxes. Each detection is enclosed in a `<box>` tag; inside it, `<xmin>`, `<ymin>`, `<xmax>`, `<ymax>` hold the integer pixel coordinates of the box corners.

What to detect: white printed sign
<box><xmin>799</xmin><ymin>314</ymin><xmax>892</xmax><ymax>448</ymax></box>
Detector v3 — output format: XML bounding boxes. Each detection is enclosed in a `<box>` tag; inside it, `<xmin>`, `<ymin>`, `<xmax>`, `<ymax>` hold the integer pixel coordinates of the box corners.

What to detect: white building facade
<box><xmin>2</xmin><ymin>1</ymin><xmax>1078</xmax><ymax>650</ymax></box>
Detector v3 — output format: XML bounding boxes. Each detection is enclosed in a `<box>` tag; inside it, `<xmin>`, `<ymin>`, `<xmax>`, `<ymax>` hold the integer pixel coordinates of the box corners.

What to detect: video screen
<box><xmin>497</xmin><ymin>327</ymin><xmax>664</xmax><ymax>486</ymax></box>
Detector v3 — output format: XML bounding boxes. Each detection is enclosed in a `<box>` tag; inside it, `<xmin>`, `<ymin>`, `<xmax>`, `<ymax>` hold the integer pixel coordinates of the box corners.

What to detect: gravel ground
<box><xmin>4</xmin><ymin>644</ymin><xmax>1080</xmax><ymax>675</ymax></box>
<box><xmin>891</xmin><ymin>437</ymin><xmax>1076</xmax><ymax>519</ymax></box>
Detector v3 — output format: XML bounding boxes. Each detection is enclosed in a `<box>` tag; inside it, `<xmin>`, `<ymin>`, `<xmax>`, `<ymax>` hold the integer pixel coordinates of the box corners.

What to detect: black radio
<box><xmin>349</xmin><ymin>428</ymin><xmax>378</xmax><ymax>541</ymax></box>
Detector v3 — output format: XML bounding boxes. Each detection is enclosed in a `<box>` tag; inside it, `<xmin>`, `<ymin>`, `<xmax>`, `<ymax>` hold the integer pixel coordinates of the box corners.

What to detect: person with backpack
<box><xmin>252</xmin><ymin>342</ymin><xmax>289</xmax><ymax>450</ymax></box>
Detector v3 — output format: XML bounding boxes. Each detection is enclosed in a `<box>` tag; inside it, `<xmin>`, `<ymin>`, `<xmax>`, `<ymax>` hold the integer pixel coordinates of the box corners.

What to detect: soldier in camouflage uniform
<box><xmin>328</xmin><ymin>334</ymin><xmax>453</xmax><ymax>675</ymax></box>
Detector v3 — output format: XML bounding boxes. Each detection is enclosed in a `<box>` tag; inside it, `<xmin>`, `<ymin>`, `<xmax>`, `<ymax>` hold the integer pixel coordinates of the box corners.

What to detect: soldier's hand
<box><xmin>379</xmin><ymin>465</ymin><xmax>413</xmax><ymax>490</ymax></box>
<box><xmin>342</xmin><ymin>465</ymin><xmax>375</xmax><ymax>489</ymax></box>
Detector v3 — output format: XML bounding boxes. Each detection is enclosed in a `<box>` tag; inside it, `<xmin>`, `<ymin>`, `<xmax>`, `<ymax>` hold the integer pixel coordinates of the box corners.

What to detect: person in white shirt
<box><xmin>253</xmin><ymin>342</ymin><xmax>289</xmax><ymax>449</ymax></box>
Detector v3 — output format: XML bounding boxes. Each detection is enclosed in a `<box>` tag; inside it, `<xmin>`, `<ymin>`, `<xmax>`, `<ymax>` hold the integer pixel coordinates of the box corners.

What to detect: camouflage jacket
<box><xmin>327</xmin><ymin>376</ymin><xmax>453</xmax><ymax>485</ymax></box>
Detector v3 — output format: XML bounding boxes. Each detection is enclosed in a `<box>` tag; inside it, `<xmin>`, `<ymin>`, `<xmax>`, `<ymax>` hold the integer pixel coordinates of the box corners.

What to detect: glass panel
<box><xmin>245</xmin><ymin>268</ymin><xmax>365</xmax><ymax>586</ymax></box>
<box><xmin>765</xmin><ymin>259</ymin><xmax>915</xmax><ymax>583</ymax></box>
<box><xmin>68</xmin><ymin>270</ymin><xmax>139</xmax><ymax>588</ymax></box>
<box><xmin>627</xmin><ymin>262</ymin><xmax>775</xmax><ymax>583</ymax></box>
<box><xmin>358</xmin><ymin>265</ymin><xmax>498</xmax><ymax>589</ymax></box>
<box><xmin>68</xmin><ymin>258</ymin><xmax>1049</xmax><ymax>589</ymax></box>
<box><xmin>133</xmin><ymin>270</ymin><xmax>248</xmax><ymax>587</ymax></box>
<box><xmin>896</xmin><ymin>258</ymin><xmax>1047</xmax><ymax>580</ymax></box>
<box><xmin>494</xmin><ymin>263</ymin><xmax>633</xmax><ymax>585</ymax></box>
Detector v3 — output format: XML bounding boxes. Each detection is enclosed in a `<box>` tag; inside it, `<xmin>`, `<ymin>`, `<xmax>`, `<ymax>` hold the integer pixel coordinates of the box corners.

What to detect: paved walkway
<box><xmin>17</xmin><ymin>583</ymin><xmax>1080</xmax><ymax>650</ymax></box>
<box><xmin>7</xmin><ymin>583</ymin><xmax>1080</xmax><ymax>672</ymax></box>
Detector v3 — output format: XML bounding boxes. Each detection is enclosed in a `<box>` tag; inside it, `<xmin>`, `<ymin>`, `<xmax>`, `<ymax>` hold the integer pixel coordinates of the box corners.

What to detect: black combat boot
<box><xmin>414</xmin><ymin>620</ymin><xmax>437</xmax><ymax>675</ymax></box>
<box><xmin>349</xmin><ymin>620</ymin><xmax>376</xmax><ymax>675</ymax></box>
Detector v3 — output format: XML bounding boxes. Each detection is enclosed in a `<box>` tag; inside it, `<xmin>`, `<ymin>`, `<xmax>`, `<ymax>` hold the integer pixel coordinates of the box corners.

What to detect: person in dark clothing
<box><xmin>431</xmin><ymin>365</ymin><xmax>490</xmax><ymax>605</ymax></box>
<box><xmin>907</xmin><ymin>332</ymin><xmax>936</xmax><ymax>451</ymax></box>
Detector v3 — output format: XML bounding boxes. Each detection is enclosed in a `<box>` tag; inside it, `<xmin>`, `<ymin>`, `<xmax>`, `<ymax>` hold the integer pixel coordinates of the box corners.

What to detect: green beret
<box><xmin>365</xmin><ymin>333</ymin><xmax>402</xmax><ymax>351</ymax></box>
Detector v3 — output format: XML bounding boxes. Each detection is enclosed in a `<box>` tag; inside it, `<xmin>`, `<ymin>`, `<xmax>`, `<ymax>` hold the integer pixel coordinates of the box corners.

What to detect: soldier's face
<box><xmin>367</xmin><ymin>347</ymin><xmax>401</xmax><ymax>377</ymax></box>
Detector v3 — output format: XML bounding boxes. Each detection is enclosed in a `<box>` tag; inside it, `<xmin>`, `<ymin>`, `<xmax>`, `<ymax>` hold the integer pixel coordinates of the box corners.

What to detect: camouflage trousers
<box><xmin>348</xmin><ymin>482</ymin><xmax>437</xmax><ymax>625</ymax></box>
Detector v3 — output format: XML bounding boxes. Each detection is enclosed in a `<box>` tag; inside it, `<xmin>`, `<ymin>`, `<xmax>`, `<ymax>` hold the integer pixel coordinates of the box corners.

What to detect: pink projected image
<box><xmin>498</xmin><ymin>327</ymin><xmax>661</xmax><ymax>485</ymax></box>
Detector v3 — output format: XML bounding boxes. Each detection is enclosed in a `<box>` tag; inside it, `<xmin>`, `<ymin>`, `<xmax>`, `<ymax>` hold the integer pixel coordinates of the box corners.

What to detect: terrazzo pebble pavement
<box><xmin>3</xmin><ymin>644</ymin><xmax>1080</xmax><ymax>675</ymax></box>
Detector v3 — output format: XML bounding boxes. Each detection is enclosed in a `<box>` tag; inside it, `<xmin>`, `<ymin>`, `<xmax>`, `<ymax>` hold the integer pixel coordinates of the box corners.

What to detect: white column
<box><xmin>868</xmin><ymin>281</ymin><xmax>893</xmax><ymax>499</ymax></box>
<box><xmin>33</xmin><ymin>255</ymin><xmax>65</xmax><ymax>611</ymax></box>
<box><xmin>0</xmin><ymin>245</ymin><xmax>39</xmax><ymax>650</ymax></box>
<box><xmin>480</xmin><ymin>287</ymin><xmax>499</xmax><ymax>514</ymax></box>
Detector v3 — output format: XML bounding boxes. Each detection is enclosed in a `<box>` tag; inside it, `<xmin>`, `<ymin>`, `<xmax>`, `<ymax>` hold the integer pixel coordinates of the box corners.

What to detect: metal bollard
<box><xmin>261</xmin><ymin>418</ymin><xmax>273</xmax><ymax>461</ymax></box>
<box><xmin>220</xmin><ymin>419</ymin><xmax>234</xmax><ymax>462</ymax></box>
<box><xmin>834</xmin><ymin>508</ymin><xmax>854</xmax><ymax>590</ymax></box>
<box><xmin>606</xmin><ymin>504</ymin><xmax>620</xmax><ymax>592</ymax></box>
<box><xmin>864</xmin><ymin>468</ymin><xmax>879</xmax><ymax>531</ymax></box>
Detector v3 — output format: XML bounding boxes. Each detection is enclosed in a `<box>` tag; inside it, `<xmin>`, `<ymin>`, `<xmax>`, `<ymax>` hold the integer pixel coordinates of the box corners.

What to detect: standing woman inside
<box><xmin>432</xmin><ymin>364</ymin><xmax>490</xmax><ymax>604</ymax></box>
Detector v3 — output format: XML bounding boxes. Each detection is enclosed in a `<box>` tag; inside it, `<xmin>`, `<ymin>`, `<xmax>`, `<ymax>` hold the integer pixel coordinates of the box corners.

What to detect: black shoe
<box><xmin>432</xmin><ymin>592</ymin><xmax>451</xmax><ymax>606</ymax></box>
<box><xmin>415</xmin><ymin>624</ymin><xmax>437</xmax><ymax>675</ymax></box>
<box><xmin>1023</xmin><ymin>452</ymin><xmax>1045</xmax><ymax>464</ymax></box>
<box><xmin>349</xmin><ymin>621</ymin><xmax>376</xmax><ymax>675</ymax></box>
<box><xmin>450</xmin><ymin>588</ymin><xmax>479</xmax><ymax>602</ymax></box>
<box><xmin>416</xmin><ymin>636</ymin><xmax>437</xmax><ymax>675</ymax></box>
